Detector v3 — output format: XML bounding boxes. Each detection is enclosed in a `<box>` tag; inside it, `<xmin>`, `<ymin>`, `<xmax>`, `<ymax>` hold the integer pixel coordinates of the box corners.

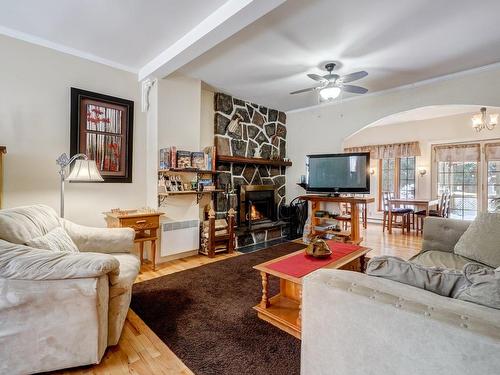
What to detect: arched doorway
<box><xmin>343</xmin><ymin>105</ymin><xmax>500</xmax><ymax>220</ymax></box>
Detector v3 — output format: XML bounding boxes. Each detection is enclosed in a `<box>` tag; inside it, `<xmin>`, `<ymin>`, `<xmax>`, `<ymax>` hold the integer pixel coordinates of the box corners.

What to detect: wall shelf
<box><xmin>158</xmin><ymin>189</ymin><xmax>224</xmax><ymax>205</ymax></box>
<box><xmin>216</xmin><ymin>155</ymin><xmax>292</xmax><ymax>167</ymax></box>
<box><xmin>158</xmin><ymin>168</ymin><xmax>218</xmax><ymax>174</ymax></box>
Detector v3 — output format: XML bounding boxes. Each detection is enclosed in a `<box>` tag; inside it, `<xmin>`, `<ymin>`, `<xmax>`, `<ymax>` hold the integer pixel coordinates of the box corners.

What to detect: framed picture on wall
<box><xmin>70</xmin><ymin>87</ymin><xmax>134</xmax><ymax>183</ymax></box>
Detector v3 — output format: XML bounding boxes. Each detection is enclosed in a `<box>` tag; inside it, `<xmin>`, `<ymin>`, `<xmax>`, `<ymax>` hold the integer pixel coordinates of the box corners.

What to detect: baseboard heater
<box><xmin>160</xmin><ymin>219</ymin><xmax>199</xmax><ymax>257</ymax></box>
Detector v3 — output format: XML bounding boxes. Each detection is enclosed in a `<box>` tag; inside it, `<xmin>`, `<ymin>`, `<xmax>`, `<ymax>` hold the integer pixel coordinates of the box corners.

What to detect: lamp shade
<box><xmin>66</xmin><ymin>159</ymin><xmax>104</xmax><ymax>182</ymax></box>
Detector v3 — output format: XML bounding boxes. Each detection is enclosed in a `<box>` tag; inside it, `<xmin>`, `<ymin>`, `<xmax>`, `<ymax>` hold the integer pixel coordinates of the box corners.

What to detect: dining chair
<box><xmin>382</xmin><ymin>192</ymin><xmax>413</xmax><ymax>233</ymax></box>
<box><xmin>415</xmin><ymin>192</ymin><xmax>451</xmax><ymax>233</ymax></box>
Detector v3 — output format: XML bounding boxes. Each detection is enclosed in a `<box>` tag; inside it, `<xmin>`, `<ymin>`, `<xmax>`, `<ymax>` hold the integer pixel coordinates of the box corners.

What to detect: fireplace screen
<box><xmin>239</xmin><ymin>185</ymin><xmax>276</xmax><ymax>226</ymax></box>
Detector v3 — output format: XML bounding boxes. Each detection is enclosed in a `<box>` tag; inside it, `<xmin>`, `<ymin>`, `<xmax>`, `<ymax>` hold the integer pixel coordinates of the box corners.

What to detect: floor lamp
<box><xmin>56</xmin><ymin>153</ymin><xmax>103</xmax><ymax>218</ymax></box>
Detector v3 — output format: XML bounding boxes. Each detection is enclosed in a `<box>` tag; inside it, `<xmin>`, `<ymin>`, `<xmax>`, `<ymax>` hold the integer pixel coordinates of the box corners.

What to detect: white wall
<box><xmin>285</xmin><ymin>65</ymin><xmax>500</xmax><ymax>203</ymax></box>
<box><xmin>343</xmin><ymin>112</ymin><xmax>500</xmax><ymax>217</ymax></box>
<box><xmin>0</xmin><ymin>35</ymin><xmax>146</xmax><ymax>227</ymax></box>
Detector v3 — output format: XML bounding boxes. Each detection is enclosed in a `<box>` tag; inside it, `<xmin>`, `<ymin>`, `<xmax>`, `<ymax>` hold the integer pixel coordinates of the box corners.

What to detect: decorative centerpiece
<box><xmin>305</xmin><ymin>236</ymin><xmax>332</xmax><ymax>258</ymax></box>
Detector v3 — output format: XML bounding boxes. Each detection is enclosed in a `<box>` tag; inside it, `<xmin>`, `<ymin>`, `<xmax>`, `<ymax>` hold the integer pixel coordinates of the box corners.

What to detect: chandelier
<box><xmin>472</xmin><ymin>107</ymin><xmax>498</xmax><ymax>132</ymax></box>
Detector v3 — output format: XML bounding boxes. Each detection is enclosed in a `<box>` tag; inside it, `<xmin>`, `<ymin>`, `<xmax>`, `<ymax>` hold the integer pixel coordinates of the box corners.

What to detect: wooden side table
<box><xmin>104</xmin><ymin>210</ymin><xmax>164</xmax><ymax>270</ymax></box>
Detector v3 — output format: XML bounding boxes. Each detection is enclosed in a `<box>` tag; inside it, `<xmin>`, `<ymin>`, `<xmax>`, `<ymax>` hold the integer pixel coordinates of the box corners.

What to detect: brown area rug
<box><xmin>131</xmin><ymin>242</ymin><xmax>305</xmax><ymax>375</ymax></box>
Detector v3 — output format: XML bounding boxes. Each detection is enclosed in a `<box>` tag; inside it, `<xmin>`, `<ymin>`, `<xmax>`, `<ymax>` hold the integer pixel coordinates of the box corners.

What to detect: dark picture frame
<box><xmin>70</xmin><ymin>87</ymin><xmax>134</xmax><ymax>183</ymax></box>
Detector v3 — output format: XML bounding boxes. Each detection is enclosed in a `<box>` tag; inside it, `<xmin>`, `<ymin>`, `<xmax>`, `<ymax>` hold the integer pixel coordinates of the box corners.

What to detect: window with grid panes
<box><xmin>399</xmin><ymin>157</ymin><xmax>416</xmax><ymax>199</ymax></box>
<box><xmin>487</xmin><ymin>160</ymin><xmax>500</xmax><ymax>212</ymax></box>
<box><xmin>381</xmin><ymin>158</ymin><xmax>395</xmax><ymax>193</ymax></box>
<box><xmin>437</xmin><ymin>161</ymin><xmax>478</xmax><ymax>220</ymax></box>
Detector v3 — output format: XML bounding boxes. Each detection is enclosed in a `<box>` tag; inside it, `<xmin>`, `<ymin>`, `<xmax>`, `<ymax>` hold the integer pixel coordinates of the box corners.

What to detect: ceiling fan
<box><xmin>290</xmin><ymin>63</ymin><xmax>368</xmax><ymax>100</ymax></box>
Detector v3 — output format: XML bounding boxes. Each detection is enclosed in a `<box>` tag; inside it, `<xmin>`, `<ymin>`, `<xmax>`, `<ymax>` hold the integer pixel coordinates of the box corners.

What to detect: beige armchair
<box><xmin>0</xmin><ymin>205</ymin><xmax>140</xmax><ymax>374</ymax></box>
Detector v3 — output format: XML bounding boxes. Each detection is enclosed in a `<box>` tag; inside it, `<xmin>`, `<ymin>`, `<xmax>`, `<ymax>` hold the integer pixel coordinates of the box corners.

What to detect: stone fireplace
<box><xmin>213</xmin><ymin>93</ymin><xmax>289</xmax><ymax>248</ymax></box>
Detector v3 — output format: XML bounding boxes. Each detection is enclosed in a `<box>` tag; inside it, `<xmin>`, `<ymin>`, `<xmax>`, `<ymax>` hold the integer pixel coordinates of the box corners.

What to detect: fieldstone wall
<box><xmin>214</xmin><ymin>93</ymin><xmax>287</xmax><ymax>219</ymax></box>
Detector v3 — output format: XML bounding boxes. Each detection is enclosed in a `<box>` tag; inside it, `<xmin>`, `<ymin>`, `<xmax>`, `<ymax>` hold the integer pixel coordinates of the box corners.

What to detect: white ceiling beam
<box><xmin>138</xmin><ymin>0</ymin><xmax>286</xmax><ymax>81</ymax></box>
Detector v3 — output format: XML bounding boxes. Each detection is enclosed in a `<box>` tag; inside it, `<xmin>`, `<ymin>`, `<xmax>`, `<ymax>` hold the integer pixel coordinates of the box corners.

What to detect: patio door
<box><xmin>434</xmin><ymin>143</ymin><xmax>480</xmax><ymax>220</ymax></box>
<box><xmin>434</xmin><ymin>141</ymin><xmax>500</xmax><ymax>219</ymax></box>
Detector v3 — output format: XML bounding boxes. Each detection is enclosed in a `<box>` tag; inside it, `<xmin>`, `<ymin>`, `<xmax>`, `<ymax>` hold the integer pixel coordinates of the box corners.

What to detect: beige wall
<box><xmin>285</xmin><ymin>65</ymin><xmax>500</xmax><ymax>204</ymax></box>
<box><xmin>344</xmin><ymin>112</ymin><xmax>500</xmax><ymax>218</ymax></box>
<box><xmin>156</xmin><ymin>74</ymin><xmax>204</xmax><ymax>222</ymax></box>
<box><xmin>0</xmin><ymin>35</ymin><xmax>146</xmax><ymax>227</ymax></box>
<box><xmin>200</xmin><ymin>89</ymin><xmax>215</xmax><ymax>149</ymax></box>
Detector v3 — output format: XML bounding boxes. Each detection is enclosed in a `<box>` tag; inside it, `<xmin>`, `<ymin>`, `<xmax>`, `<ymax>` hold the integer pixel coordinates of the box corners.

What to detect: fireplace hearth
<box><xmin>239</xmin><ymin>185</ymin><xmax>277</xmax><ymax>227</ymax></box>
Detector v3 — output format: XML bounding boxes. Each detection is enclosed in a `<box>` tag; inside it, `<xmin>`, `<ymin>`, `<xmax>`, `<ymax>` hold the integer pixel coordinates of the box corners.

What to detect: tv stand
<box><xmin>300</xmin><ymin>194</ymin><xmax>374</xmax><ymax>244</ymax></box>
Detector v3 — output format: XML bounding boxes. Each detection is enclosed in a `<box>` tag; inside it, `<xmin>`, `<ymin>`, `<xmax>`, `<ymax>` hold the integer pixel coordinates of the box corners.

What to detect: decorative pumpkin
<box><xmin>305</xmin><ymin>236</ymin><xmax>332</xmax><ymax>258</ymax></box>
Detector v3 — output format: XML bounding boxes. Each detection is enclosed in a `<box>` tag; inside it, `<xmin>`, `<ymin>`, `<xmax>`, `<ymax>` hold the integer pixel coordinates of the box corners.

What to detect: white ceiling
<box><xmin>0</xmin><ymin>0</ymin><xmax>230</xmax><ymax>71</ymax></box>
<box><xmin>3</xmin><ymin>0</ymin><xmax>500</xmax><ymax>112</ymax></box>
<box><xmin>180</xmin><ymin>0</ymin><xmax>500</xmax><ymax>111</ymax></box>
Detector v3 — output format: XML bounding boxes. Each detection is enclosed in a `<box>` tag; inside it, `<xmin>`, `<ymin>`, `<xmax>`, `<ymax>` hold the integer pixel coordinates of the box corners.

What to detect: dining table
<box><xmin>387</xmin><ymin>198</ymin><xmax>439</xmax><ymax>234</ymax></box>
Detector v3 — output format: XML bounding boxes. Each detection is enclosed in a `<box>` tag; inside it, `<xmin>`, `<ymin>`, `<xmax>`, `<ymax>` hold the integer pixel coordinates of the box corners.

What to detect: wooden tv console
<box><xmin>299</xmin><ymin>195</ymin><xmax>375</xmax><ymax>244</ymax></box>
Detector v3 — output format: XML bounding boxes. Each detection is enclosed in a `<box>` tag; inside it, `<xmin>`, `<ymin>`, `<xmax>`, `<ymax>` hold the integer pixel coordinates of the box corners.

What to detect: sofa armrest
<box><xmin>63</xmin><ymin>220</ymin><xmax>135</xmax><ymax>254</ymax></box>
<box><xmin>421</xmin><ymin>216</ymin><xmax>471</xmax><ymax>253</ymax></box>
<box><xmin>301</xmin><ymin>269</ymin><xmax>500</xmax><ymax>375</ymax></box>
<box><xmin>0</xmin><ymin>240</ymin><xmax>119</xmax><ymax>281</ymax></box>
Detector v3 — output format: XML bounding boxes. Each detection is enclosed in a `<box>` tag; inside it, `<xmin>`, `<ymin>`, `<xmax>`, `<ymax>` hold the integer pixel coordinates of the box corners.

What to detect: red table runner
<box><xmin>266</xmin><ymin>241</ymin><xmax>362</xmax><ymax>278</ymax></box>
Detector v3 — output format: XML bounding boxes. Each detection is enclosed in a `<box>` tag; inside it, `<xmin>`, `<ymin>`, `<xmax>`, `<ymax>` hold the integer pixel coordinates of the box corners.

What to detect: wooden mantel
<box><xmin>216</xmin><ymin>154</ymin><xmax>292</xmax><ymax>167</ymax></box>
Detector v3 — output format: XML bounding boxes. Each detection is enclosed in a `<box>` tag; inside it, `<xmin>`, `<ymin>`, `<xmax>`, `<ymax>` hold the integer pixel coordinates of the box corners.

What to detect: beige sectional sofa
<box><xmin>301</xmin><ymin>217</ymin><xmax>500</xmax><ymax>375</ymax></box>
<box><xmin>0</xmin><ymin>205</ymin><xmax>140</xmax><ymax>374</ymax></box>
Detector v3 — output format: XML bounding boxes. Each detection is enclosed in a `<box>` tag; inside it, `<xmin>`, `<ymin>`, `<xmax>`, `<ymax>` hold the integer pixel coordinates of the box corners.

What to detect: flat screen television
<box><xmin>305</xmin><ymin>152</ymin><xmax>370</xmax><ymax>194</ymax></box>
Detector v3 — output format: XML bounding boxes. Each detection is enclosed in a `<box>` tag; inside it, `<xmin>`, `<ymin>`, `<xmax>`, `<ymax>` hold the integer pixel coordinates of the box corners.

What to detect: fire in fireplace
<box><xmin>239</xmin><ymin>185</ymin><xmax>277</xmax><ymax>227</ymax></box>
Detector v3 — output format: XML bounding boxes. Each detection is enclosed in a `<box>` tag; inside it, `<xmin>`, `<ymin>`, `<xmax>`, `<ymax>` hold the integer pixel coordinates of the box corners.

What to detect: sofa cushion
<box><xmin>454</xmin><ymin>212</ymin><xmax>500</xmax><ymax>268</ymax></box>
<box><xmin>366</xmin><ymin>256</ymin><xmax>468</xmax><ymax>297</ymax></box>
<box><xmin>0</xmin><ymin>205</ymin><xmax>61</xmax><ymax>244</ymax></box>
<box><xmin>108</xmin><ymin>253</ymin><xmax>140</xmax><ymax>298</ymax></box>
<box><xmin>410</xmin><ymin>250</ymin><xmax>483</xmax><ymax>270</ymax></box>
<box><xmin>456</xmin><ymin>264</ymin><xmax>500</xmax><ymax>310</ymax></box>
<box><xmin>25</xmin><ymin>227</ymin><xmax>79</xmax><ymax>253</ymax></box>
<box><xmin>422</xmin><ymin>217</ymin><xmax>471</xmax><ymax>253</ymax></box>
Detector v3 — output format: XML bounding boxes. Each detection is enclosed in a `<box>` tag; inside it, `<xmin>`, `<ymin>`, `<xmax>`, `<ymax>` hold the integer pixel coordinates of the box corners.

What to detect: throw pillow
<box><xmin>456</xmin><ymin>263</ymin><xmax>500</xmax><ymax>310</ymax></box>
<box><xmin>454</xmin><ymin>212</ymin><xmax>500</xmax><ymax>268</ymax></box>
<box><xmin>366</xmin><ymin>256</ymin><xmax>467</xmax><ymax>297</ymax></box>
<box><xmin>25</xmin><ymin>227</ymin><xmax>79</xmax><ymax>253</ymax></box>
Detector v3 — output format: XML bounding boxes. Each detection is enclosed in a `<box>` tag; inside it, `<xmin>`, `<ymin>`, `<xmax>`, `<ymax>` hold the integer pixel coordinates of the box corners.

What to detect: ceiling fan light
<box><xmin>319</xmin><ymin>86</ymin><xmax>341</xmax><ymax>100</ymax></box>
<box><xmin>489</xmin><ymin>113</ymin><xmax>498</xmax><ymax>126</ymax></box>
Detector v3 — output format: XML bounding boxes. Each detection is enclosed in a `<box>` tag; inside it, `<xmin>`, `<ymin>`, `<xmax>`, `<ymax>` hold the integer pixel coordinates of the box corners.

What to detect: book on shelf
<box><xmin>176</xmin><ymin>150</ymin><xmax>192</xmax><ymax>169</ymax></box>
<box><xmin>170</xmin><ymin>146</ymin><xmax>177</xmax><ymax>169</ymax></box>
<box><xmin>158</xmin><ymin>146</ymin><xmax>216</xmax><ymax>171</ymax></box>
<box><xmin>159</xmin><ymin>147</ymin><xmax>170</xmax><ymax>169</ymax></box>
<box><xmin>191</xmin><ymin>152</ymin><xmax>205</xmax><ymax>169</ymax></box>
<box><xmin>203</xmin><ymin>146</ymin><xmax>216</xmax><ymax>171</ymax></box>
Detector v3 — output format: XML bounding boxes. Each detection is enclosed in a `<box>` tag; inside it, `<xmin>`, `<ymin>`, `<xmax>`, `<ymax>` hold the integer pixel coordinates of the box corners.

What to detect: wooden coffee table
<box><xmin>253</xmin><ymin>246</ymin><xmax>370</xmax><ymax>339</ymax></box>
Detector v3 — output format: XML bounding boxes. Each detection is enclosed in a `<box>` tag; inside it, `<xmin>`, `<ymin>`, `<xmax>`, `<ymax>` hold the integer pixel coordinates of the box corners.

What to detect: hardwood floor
<box><xmin>53</xmin><ymin>223</ymin><xmax>422</xmax><ymax>375</ymax></box>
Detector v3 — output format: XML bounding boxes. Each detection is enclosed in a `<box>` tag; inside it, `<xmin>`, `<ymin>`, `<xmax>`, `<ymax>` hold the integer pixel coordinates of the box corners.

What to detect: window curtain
<box><xmin>434</xmin><ymin>143</ymin><xmax>480</xmax><ymax>162</ymax></box>
<box><xmin>344</xmin><ymin>141</ymin><xmax>421</xmax><ymax>159</ymax></box>
<box><xmin>485</xmin><ymin>143</ymin><xmax>500</xmax><ymax>161</ymax></box>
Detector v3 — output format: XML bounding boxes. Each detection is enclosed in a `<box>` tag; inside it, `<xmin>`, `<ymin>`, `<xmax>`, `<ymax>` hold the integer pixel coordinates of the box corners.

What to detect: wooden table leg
<box><xmin>297</xmin><ymin>286</ymin><xmax>303</xmax><ymax>329</ymax></box>
<box><xmin>388</xmin><ymin>210</ymin><xmax>393</xmax><ymax>234</ymax></box>
<box><xmin>360</xmin><ymin>254</ymin><xmax>366</xmax><ymax>273</ymax></box>
<box><xmin>139</xmin><ymin>241</ymin><xmax>144</xmax><ymax>265</ymax></box>
<box><xmin>350</xmin><ymin>203</ymin><xmax>361</xmax><ymax>243</ymax></box>
<box><xmin>151</xmin><ymin>239</ymin><xmax>156</xmax><ymax>271</ymax></box>
<box><xmin>260</xmin><ymin>271</ymin><xmax>270</xmax><ymax>308</ymax></box>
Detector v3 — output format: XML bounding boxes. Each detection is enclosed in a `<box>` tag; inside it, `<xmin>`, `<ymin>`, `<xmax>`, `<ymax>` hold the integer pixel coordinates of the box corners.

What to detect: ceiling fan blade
<box><xmin>342</xmin><ymin>85</ymin><xmax>368</xmax><ymax>94</ymax></box>
<box><xmin>341</xmin><ymin>71</ymin><xmax>368</xmax><ymax>83</ymax></box>
<box><xmin>290</xmin><ymin>86</ymin><xmax>319</xmax><ymax>95</ymax></box>
<box><xmin>307</xmin><ymin>73</ymin><xmax>328</xmax><ymax>82</ymax></box>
